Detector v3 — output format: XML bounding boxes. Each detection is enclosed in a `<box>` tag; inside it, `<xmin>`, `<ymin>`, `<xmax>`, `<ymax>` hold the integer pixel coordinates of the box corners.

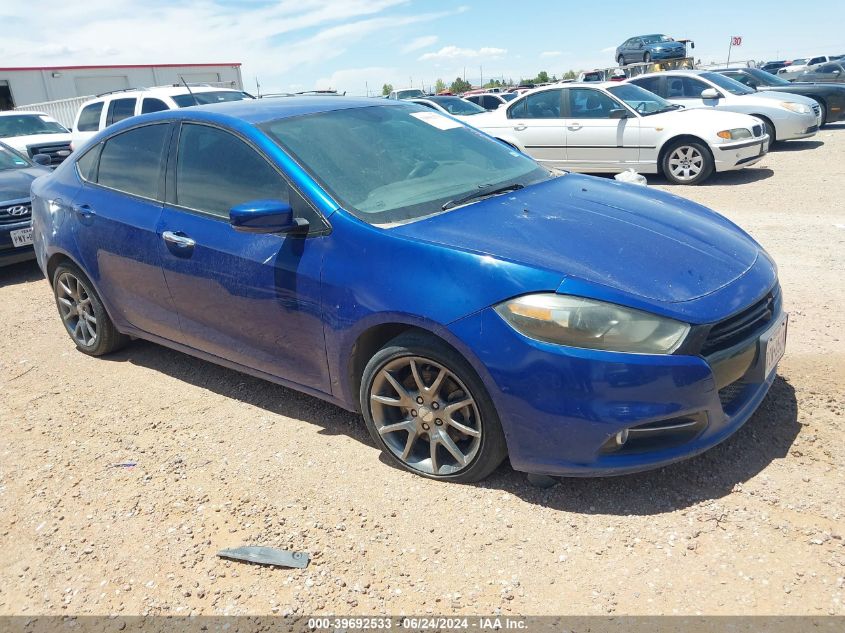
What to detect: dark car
<box><xmin>796</xmin><ymin>63</ymin><xmax>845</xmax><ymax>84</ymax></box>
<box><xmin>616</xmin><ymin>34</ymin><xmax>686</xmax><ymax>65</ymax></box>
<box><xmin>715</xmin><ymin>67</ymin><xmax>845</xmax><ymax>124</ymax></box>
<box><xmin>759</xmin><ymin>61</ymin><xmax>790</xmax><ymax>74</ymax></box>
<box><xmin>1</xmin><ymin>141</ymin><xmax>51</xmax><ymax>266</ymax></box>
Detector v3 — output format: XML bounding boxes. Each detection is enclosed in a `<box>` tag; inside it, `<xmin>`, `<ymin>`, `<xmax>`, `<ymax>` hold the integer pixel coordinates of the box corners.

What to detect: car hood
<box><xmin>391</xmin><ymin>174</ymin><xmax>760</xmax><ymax>304</ymax></box>
<box><xmin>1</xmin><ymin>133</ymin><xmax>73</xmax><ymax>153</ymax></box>
<box><xmin>753</xmin><ymin>90</ymin><xmax>818</xmax><ymax>106</ymax></box>
<box><xmin>0</xmin><ymin>167</ymin><xmax>49</xmax><ymax>201</ymax></box>
<box><xmin>647</xmin><ymin>107</ymin><xmax>761</xmax><ymax>129</ymax></box>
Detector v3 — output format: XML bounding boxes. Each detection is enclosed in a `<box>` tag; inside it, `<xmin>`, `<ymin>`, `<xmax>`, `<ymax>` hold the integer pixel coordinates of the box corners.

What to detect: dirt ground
<box><xmin>1</xmin><ymin>124</ymin><xmax>843</xmax><ymax>618</ymax></box>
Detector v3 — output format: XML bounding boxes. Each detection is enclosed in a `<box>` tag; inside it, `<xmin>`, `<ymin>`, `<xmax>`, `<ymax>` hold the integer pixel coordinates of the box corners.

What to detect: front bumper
<box><xmin>449</xmin><ymin>304</ymin><xmax>785</xmax><ymax>477</ymax></box>
<box><xmin>650</xmin><ymin>49</ymin><xmax>686</xmax><ymax>60</ymax></box>
<box><xmin>713</xmin><ymin>135</ymin><xmax>769</xmax><ymax>171</ymax></box>
<box><xmin>772</xmin><ymin>109</ymin><xmax>820</xmax><ymax>140</ymax></box>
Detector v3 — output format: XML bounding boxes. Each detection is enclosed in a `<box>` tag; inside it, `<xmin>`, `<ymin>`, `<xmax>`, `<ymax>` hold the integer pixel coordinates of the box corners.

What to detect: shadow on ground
<box><xmin>648</xmin><ymin>167</ymin><xmax>775</xmax><ymax>187</ymax></box>
<box><xmin>0</xmin><ymin>259</ymin><xmax>42</xmax><ymax>288</ymax></box>
<box><xmin>771</xmin><ymin>140</ymin><xmax>824</xmax><ymax>152</ymax></box>
<box><xmin>101</xmin><ymin>338</ymin><xmax>799</xmax><ymax>517</ymax></box>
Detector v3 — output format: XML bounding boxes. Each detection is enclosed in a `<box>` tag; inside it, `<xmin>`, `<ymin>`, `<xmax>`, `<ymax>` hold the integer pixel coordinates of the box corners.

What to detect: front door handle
<box><xmin>72</xmin><ymin>203</ymin><xmax>95</xmax><ymax>218</ymax></box>
<box><xmin>162</xmin><ymin>231</ymin><xmax>196</xmax><ymax>249</ymax></box>
<box><xmin>513</xmin><ymin>124</ymin><xmax>527</xmax><ymax>131</ymax></box>
<box><xmin>568</xmin><ymin>123</ymin><xmax>582</xmax><ymax>131</ymax></box>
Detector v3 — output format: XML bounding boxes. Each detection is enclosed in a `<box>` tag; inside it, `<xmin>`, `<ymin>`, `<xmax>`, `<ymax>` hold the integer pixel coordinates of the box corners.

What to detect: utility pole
<box><xmin>480</xmin><ymin>65</ymin><xmax>483</xmax><ymax>88</ymax></box>
<box><xmin>255</xmin><ymin>76</ymin><xmax>261</xmax><ymax>97</ymax></box>
<box><xmin>365</xmin><ymin>81</ymin><xmax>369</xmax><ymax>97</ymax></box>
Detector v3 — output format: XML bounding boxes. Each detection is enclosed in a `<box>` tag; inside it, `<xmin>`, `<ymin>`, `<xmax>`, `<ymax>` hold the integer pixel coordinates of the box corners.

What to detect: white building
<box><xmin>0</xmin><ymin>62</ymin><xmax>245</xmax><ymax>111</ymax></box>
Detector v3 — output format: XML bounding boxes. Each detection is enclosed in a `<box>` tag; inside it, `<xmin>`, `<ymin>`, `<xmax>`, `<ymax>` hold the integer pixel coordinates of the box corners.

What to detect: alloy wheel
<box><xmin>56</xmin><ymin>272</ymin><xmax>98</xmax><ymax>347</ymax></box>
<box><xmin>667</xmin><ymin>145</ymin><xmax>704</xmax><ymax>182</ymax></box>
<box><xmin>369</xmin><ymin>356</ymin><xmax>482</xmax><ymax>477</ymax></box>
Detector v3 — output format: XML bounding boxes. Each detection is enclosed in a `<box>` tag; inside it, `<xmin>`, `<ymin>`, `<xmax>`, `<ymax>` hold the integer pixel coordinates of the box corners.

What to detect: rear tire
<box><xmin>644</xmin><ymin>52</ymin><xmax>652</xmax><ymax>63</ymax></box>
<box><xmin>52</xmin><ymin>262</ymin><xmax>129</xmax><ymax>356</ymax></box>
<box><xmin>661</xmin><ymin>139</ymin><xmax>714</xmax><ymax>185</ymax></box>
<box><xmin>360</xmin><ymin>332</ymin><xmax>507</xmax><ymax>482</ymax></box>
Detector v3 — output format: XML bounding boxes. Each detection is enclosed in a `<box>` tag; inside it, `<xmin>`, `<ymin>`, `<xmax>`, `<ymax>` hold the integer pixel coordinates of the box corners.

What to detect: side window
<box><xmin>726</xmin><ymin>72</ymin><xmax>753</xmax><ymax>87</ymax></box>
<box><xmin>465</xmin><ymin>96</ymin><xmax>480</xmax><ymax>105</ymax></box>
<box><xmin>809</xmin><ymin>57</ymin><xmax>824</xmax><ymax>65</ymax></box>
<box><xmin>819</xmin><ymin>64</ymin><xmax>836</xmax><ymax>73</ymax></box>
<box><xmin>507</xmin><ymin>98</ymin><xmax>527</xmax><ymax>118</ymax></box>
<box><xmin>522</xmin><ymin>90</ymin><xmax>562</xmax><ymax>119</ymax></box>
<box><xmin>631</xmin><ymin>76</ymin><xmax>663</xmax><ymax>96</ymax></box>
<box><xmin>666</xmin><ymin>77</ymin><xmax>707</xmax><ymax>98</ymax></box>
<box><xmin>106</xmin><ymin>98</ymin><xmax>137</xmax><ymax>125</ymax></box>
<box><xmin>568</xmin><ymin>89</ymin><xmax>620</xmax><ymax>119</ymax></box>
<box><xmin>75</xmin><ymin>143</ymin><xmax>102</xmax><ymax>182</ymax></box>
<box><xmin>482</xmin><ymin>96</ymin><xmax>498</xmax><ymax>109</ymax></box>
<box><xmin>141</xmin><ymin>98</ymin><xmax>169</xmax><ymax>114</ymax></box>
<box><xmin>175</xmin><ymin>124</ymin><xmax>288</xmax><ymax>217</ymax></box>
<box><xmin>77</xmin><ymin>102</ymin><xmax>104</xmax><ymax>132</ymax></box>
<box><xmin>97</xmin><ymin>124</ymin><xmax>170</xmax><ymax>199</ymax></box>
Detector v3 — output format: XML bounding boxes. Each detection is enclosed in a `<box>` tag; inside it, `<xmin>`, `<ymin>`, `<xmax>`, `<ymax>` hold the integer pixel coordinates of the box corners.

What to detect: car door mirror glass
<box><xmin>229</xmin><ymin>199</ymin><xmax>307</xmax><ymax>234</ymax></box>
<box><xmin>700</xmin><ymin>88</ymin><xmax>721</xmax><ymax>99</ymax></box>
<box><xmin>608</xmin><ymin>108</ymin><xmax>629</xmax><ymax>119</ymax></box>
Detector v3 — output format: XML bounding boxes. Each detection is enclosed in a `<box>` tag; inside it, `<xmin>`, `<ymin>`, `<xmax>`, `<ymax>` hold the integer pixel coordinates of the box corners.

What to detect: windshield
<box><xmin>171</xmin><ymin>91</ymin><xmax>251</xmax><ymax>108</ymax></box>
<box><xmin>745</xmin><ymin>68</ymin><xmax>791</xmax><ymax>86</ymax></box>
<box><xmin>261</xmin><ymin>104</ymin><xmax>550</xmax><ymax>225</ymax></box>
<box><xmin>700</xmin><ymin>72</ymin><xmax>756</xmax><ymax>95</ymax></box>
<box><xmin>501</xmin><ymin>93</ymin><xmax>517</xmax><ymax>102</ymax></box>
<box><xmin>430</xmin><ymin>97</ymin><xmax>486</xmax><ymax>115</ymax></box>
<box><xmin>607</xmin><ymin>84</ymin><xmax>676</xmax><ymax>115</ymax></box>
<box><xmin>0</xmin><ymin>114</ymin><xmax>69</xmax><ymax>138</ymax></box>
<box><xmin>642</xmin><ymin>34</ymin><xmax>673</xmax><ymax>44</ymax></box>
<box><xmin>396</xmin><ymin>90</ymin><xmax>425</xmax><ymax>99</ymax></box>
<box><xmin>0</xmin><ymin>143</ymin><xmax>32</xmax><ymax>170</ymax></box>
<box><xmin>792</xmin><ymin>59</ymin><xmax>807</xmax><ymax>65</ymax></box>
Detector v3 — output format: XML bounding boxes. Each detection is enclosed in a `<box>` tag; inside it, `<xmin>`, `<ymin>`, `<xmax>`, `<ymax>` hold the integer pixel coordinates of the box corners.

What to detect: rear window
<box><xmin>171</xmin><ymin>91</ymin><xmax>250</xmax><ymax>107</ymax></box>
<box><xmin>141</xmin><ymin>98</ymin><xmax>169</xmax><ymax>114</ymax></box>
<box><xmin>96</xmin><ymin>124</ymin><xmax>170</xmax><ymax>199</ymax></box>
<box><xmin>77</xmin><ymin>102</ymin><xmax>104</xmax><ymax>132</ymax></box>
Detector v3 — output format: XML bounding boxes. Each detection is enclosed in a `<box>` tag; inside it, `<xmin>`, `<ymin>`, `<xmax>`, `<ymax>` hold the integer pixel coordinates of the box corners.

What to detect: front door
<box><xmin>157</xmin><ymin>122</ymin><xmax>331</xmax><ymax>392</ymax></box>
<box><xmin>69</xmin><ymin>123</ymin><xmax>181</xmax><ymax>340</ymax></box>
<box><xmin>562</xmin><ymin>88</ymin><xmax>640</xmax><ymax>171</ymax></box>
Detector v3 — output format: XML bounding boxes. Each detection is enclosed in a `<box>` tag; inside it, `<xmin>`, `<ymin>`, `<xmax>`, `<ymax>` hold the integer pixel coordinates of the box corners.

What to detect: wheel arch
<box><xmin>657</xmin><ymin>134</ymin><xmax>714</xmax><ymax>176</ymax></box>
<box><xmin>46</xmin><ymin>250</ymin><xmax>122</xmax><ymax>330</ymax></box>
<box><xmin>750</xmin><ymin>114</ymin><xmax>776</xmax><ymax>142</ymax></box>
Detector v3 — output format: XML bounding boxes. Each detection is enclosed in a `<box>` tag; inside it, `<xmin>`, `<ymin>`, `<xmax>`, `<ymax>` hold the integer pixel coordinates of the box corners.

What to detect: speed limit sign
<box><xmin>731</xmin><ymin>36</ymin><xmax>743</xmax><ymax>46</ymax></box>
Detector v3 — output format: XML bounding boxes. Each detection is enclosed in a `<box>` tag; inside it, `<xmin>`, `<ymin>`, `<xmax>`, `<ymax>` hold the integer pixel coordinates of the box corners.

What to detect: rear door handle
<box><xmin>162</xmin><ymin>231</ymin><xmax>196</xmax><ymax>249</ymax></box>
<box><xmin>513</xmin><ymin>124</ymin><xmax>527</xmax><ymax>131</ymax></box>
<box><xmin>72</xmin><ymin>203</ymin><xmax>95</xmax><ymax>218</ymax></box>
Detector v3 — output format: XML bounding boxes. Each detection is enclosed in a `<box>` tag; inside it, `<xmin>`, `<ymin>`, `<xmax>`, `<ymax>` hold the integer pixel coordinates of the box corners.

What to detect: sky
<box><xmin>1</xmin><ymin>0</ymin><xmax>842</xmax><ymax>95</ymax></box>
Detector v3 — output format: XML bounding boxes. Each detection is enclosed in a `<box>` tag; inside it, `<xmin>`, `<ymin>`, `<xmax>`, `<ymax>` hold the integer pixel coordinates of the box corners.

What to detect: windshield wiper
<box><xmin>442</xmin><ymin>182</ymin><xmax>525</xmax><ymax>211</ymax></box>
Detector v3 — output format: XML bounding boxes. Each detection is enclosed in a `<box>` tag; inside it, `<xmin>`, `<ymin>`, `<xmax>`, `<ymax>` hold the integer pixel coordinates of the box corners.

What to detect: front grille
<box><xmin>811</xmin><ymin>103</ymin><xmax>821</xmax><ymax>116</ymax></box>
<box><xmin>805</xmin><ymin>124</ymin><xmax>819</xmax><ymax>134</ymax></box>
<box><xmin>0</xmin><ymin>202</ymin><xmax>31</xmax><ymax>225</ymax></box>
<box><xmin>752</xmin><ymin>124</ymin><xmax>763</xmax><ymax>137</ymax></box>
<box><xmin>719</xmin><ymin>382</ymin><xmax>747</xmax><ymax>409</ymax></box>
<box><xmin>26</xmin><ymin>142</ymin><xmax>72</xmax><ymax>166</ymax></box>
<box><xmin>701</xmin><ymin>286</ymin><xmax>780</xmax><ymax>356</ymax></box>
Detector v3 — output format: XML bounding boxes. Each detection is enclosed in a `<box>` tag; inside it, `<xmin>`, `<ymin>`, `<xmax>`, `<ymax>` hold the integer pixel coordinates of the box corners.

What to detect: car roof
<box><xmin>0</xmin><ymin>110</ymin><xmax>49</xmax><ymax>117</ymax></box>
<box><xmin>80</xmin><ymin>86</ymin><xmax>243</xmax><ymax>104</ymax></box>
<box><xmin>175</xmin><ymin>96</ymin><xmax>407</xmax><ymax>124</ymax></box>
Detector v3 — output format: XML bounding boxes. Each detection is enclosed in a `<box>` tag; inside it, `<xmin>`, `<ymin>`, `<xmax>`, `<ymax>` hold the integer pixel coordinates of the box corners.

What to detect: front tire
<box><xmin>618</xmin><ymin>55</ymin><xmax>626</xmax><ymax>67</ymax></box>
<box><xmin>52</xmin><ymin>262</ymin><xmax>129</xmax><ymax>356</ymax></box>
<box><xmin>643</xmin><ymin>52</ymin><xmax>652</xmax><ymax>63</ymax></box>
<box><xmin>661</xmin><ymin>139</ymin><xmax>714</xmax><ymax>185</ymax></box>
<box><xmin>360</xmin><ymin>332</ymin><xmax>507</xmax><ymax>482</ymax></box>
<box><xmin>817</xmin><ymin>101</ymin><xmax>827</xmax><ymax>127</ymax></box>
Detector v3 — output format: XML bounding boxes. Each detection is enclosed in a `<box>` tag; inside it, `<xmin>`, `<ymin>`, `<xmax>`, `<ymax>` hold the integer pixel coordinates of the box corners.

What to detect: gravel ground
<box><xmin>1</xmin><ymin>124</ymin><xmax>844</xmax><ymax>617</ymax></box>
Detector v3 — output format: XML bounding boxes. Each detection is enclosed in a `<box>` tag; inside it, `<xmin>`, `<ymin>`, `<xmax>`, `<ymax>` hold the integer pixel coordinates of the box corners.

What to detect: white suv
<box><xmin>71</xmin><ymin>85</ymin><xmax>252</xmax><ymax>147</ymax></box>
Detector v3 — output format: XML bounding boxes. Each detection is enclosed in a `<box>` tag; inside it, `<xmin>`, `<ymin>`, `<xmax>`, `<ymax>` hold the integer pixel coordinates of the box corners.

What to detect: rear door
<box><xmin>69</xmin><ymin>122</ymin><xmax>180</xmax><ymax>339</ymax></box>
<box><xmin>505</xmin><ymin>89</ymin><xmax>567</xmax><ymax>166</ymax></box>
<box><xmin>562</xmin><ymin>87</ymin><xmax>640</xmax><ymax>171</ymax></box>
<box><xmin>157</xmin><ymin>122</ymin><xmax>332</xmax><ymax>391</ymax></box>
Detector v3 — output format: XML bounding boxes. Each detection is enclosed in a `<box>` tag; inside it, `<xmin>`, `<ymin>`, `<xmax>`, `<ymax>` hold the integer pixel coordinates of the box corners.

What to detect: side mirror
<box><xmin>229</xmin><ymin>199</ymin><xmax>308</xmax><ymax>234</ymax></box>
<box><xmin>833</xmin><ymin>70</ymin><xmax>842</xmax><ymax>75</ymax></box>
<box><xmin>608</xmin><ymin>108</ymin><xmax>629</xmax><ymax>119</ymax></box>
<box><xmin>700</xmin><ymin>88</ymin><xmax>721</xmax><ymax>100</ymax></box>
<box><xmin>32</xmin><ymin>153</ymin><xmax>52</xmax><ymax>166</ymax></box>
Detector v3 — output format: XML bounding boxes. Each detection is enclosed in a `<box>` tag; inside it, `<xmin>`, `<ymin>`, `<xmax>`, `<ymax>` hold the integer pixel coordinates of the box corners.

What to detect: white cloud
<box><xmin>540</xmin><ymin>51</ymin><xmax>563</xmax><ymax>58</ymax></box>
<box><xmin>601</xmin><ymin>46</ymin><xmax>617</xmax><ymax>53</ymax></box>
<box><xmin>419</xmin><ymin>46</ymin><xmax>508</xmax><ymax>62</ymax></box>
<box><xmin>315</xmin><ymin>66</ymin><xmax>397</xmax><ymax>94</ymax></box>
<box><xmin>402</xmin><ymin>35</ymin><xmax>438</xmax><ymax>54</ymax></box>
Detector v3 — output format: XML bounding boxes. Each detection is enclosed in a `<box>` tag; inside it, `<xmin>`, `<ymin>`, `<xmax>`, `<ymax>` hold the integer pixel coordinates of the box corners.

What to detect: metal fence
<box><xmin>15</xmin><ymin>95</ymin><xmax>91</xmax><ymax>128</ymax></box>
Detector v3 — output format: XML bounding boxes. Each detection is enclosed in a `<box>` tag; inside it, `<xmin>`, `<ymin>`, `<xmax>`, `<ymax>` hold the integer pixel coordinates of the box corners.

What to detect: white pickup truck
<box><xmin>0</xmin><ymin>111</ymin><xmax>74</xmax><ymax>167</ymax></box>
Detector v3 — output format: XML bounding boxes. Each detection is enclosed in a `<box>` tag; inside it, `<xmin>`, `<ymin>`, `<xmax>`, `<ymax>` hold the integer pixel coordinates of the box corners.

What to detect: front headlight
<box><xmin>494</xmin><ymin>294</ymin><xmax>690</xmax><ymax>354</ymax></box>
<box><xmin>780</xmin><ymin>101</ymin><xmax>811</xmax><ymax>114</ymax></box>
<box><xmin>717</xmin><ymin>128</ymin><xmax>753</xmax><ymax>140</ymax></box>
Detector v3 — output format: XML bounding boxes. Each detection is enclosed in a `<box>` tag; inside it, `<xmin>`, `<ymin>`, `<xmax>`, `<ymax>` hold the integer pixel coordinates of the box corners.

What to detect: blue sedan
<box><xmin>30</xmin><ymin>98</ymin><xmax>787</xmax><ymax>482</ymax></box>
<box><xmin>616</xmin><ymin>34</ymin><xmax>687</xmax><ymax>65</ymax></box>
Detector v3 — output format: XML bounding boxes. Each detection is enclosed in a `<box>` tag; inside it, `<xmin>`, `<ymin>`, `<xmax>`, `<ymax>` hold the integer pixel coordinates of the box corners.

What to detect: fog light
<box><xmin>615</xmin><ymin>429</ymin><xmax>629</xmax><ymax>446</ymax></box>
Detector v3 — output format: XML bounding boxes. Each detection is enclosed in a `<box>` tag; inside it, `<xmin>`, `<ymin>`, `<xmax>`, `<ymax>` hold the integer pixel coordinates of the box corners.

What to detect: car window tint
<box><xmin>568</xmin><ymin>89</ymin><xmax>619</xmax><ymax>119</ymax></box>
<box><xmin>176</xmin><ymin>123</ymin><xmax>288</xmax><ymax>217</ymax></box>
<box><xmin>666</xmin><ymin>77</ymin><xmax>707</xmax><ymax>98</ymax></box>
<box><xmin>76</xmin><ymin>143</ymin><xmax>101</xmax><ymax>182</ymax></box>
<box><xmin>726</xmin><ymin>72</ymin><xmax>753</xmax><ymax>86</ymax></box>
<box><xmin>77</xmin><ymin>102</ymin><xmax>104</xmax><ymax>132</ymax></box>
<box><xmin>97</xmin><ymin>124</ymin><xmax>169</xmax><ymax>199</ymax></box>
<box><xmin>508</xmin><ymin>98</ymin><xmax>527</xmax><ymax>118</ymax></box>
<box><xmin>631</xmin><ymin>76</ymin><xmax>662</xmax><ymax>96</ymax></box>
<box><xmin>107</xmin><ymin>98</ymin><xmax>137</xmax><ymax>125</ymax></box>
<box><xmin>141</xmin><ymin>98</ymin><xmax>169</xmax><ymax>114</ymax></box>
<box><xmin>522</xmin><ymin>90</ymin><xmax>562</xmax><ymax>119</ymax></box>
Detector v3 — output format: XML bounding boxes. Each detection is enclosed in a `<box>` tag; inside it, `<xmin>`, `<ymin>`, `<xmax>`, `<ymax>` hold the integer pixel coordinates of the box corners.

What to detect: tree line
<box><xmin>381</xmin><ymin>70</ymin><xmax>580</xmax><ymax>96</ymax></box>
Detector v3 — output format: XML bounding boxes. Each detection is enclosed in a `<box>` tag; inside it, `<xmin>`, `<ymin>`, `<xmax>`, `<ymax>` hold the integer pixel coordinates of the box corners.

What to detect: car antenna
<box><xmin>180</xmin><ymin>77</ymin><xmax>200</xmax><ymax>106</ymax></box>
